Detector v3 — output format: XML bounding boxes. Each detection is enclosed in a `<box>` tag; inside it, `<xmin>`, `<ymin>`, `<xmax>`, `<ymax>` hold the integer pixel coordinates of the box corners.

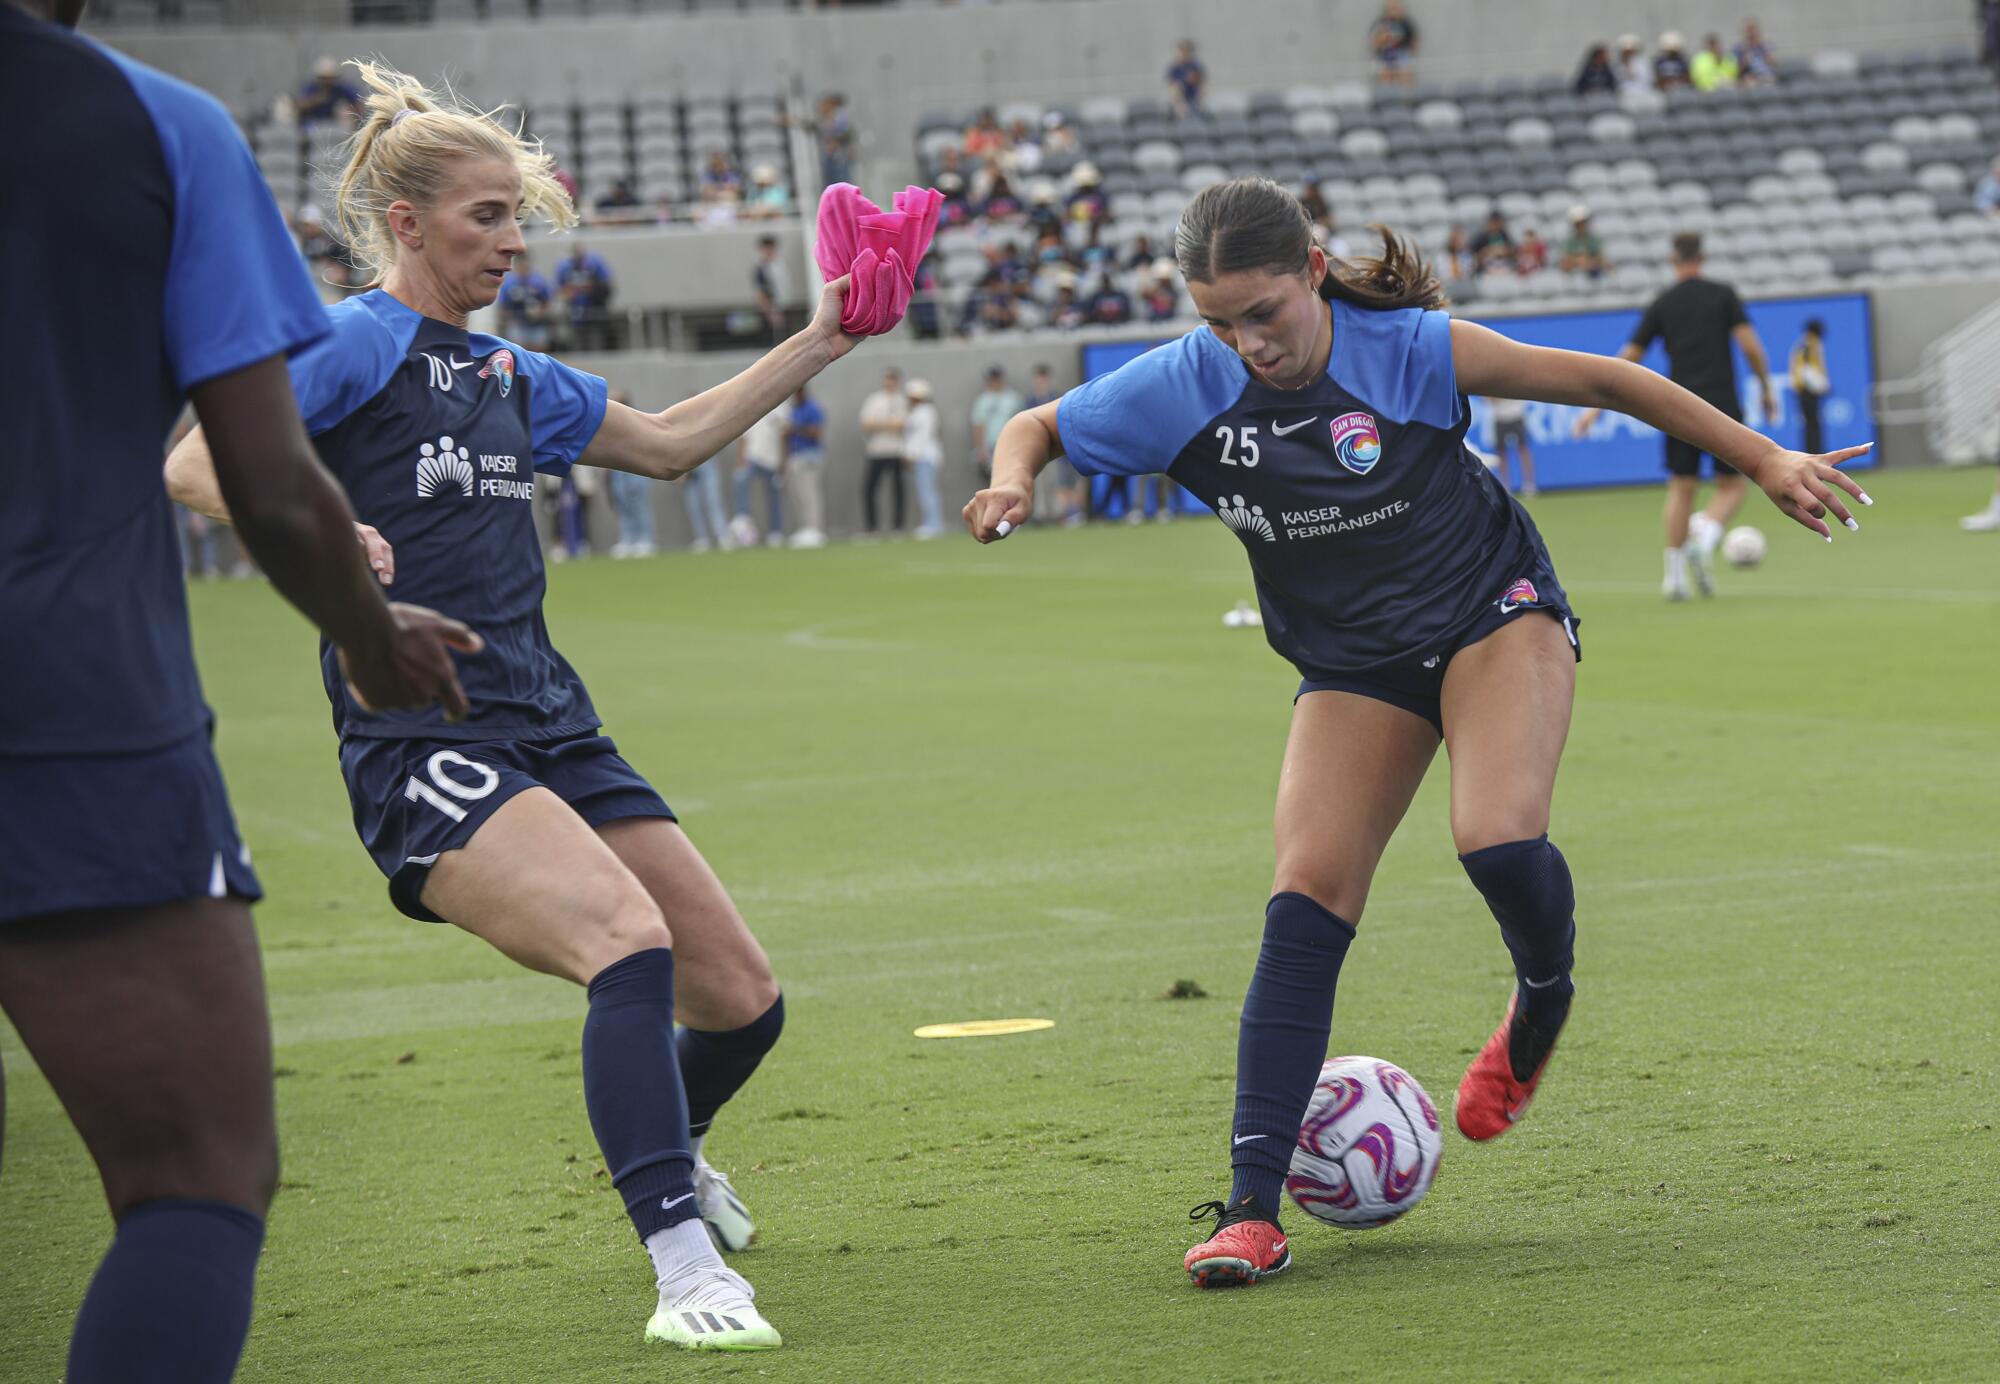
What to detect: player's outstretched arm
<box><xmin>964</xmin><ymin>399</ymin><xmax>1061</xmax><ymax>542</ymax></box>
<box><xmin>581</xmin><ymin>275</ymin><xmax>859</xmax><ymax>481</ymax></box>
<box><xmin>1451</xmin><ymin>319</ymin><xmax>1872</xmax><ymax>539</ymax></box>
<box><xmin>187</xmin><ymin>353</ymin><xmax>480</xmax><ymax>717</ymax></box>
<box><xmin>167</xmin><ymin>427</ymin><xmax>397</xmax><ymax>584</ymax></box>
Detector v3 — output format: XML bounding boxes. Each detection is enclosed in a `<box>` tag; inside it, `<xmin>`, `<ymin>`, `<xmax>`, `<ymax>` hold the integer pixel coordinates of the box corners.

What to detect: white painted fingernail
<box><xmin>1843</xmin><ymin>517</ymin><xmax>1859</xmax><ymax>531</ymax></box>
<box><xmin>1859</xmin><ymin>491</ymin><xmax>1874</xmax><ymax>506</ymax></box>
<box><xmin>1824</xmin><ymin>533</ymin><xmax>1833</xmax><ymax>543</ymax></box>
<box><xmin>995</xmin><ymin>520</ymin><xmax>1013</xmax><ymax>537</ymax></box>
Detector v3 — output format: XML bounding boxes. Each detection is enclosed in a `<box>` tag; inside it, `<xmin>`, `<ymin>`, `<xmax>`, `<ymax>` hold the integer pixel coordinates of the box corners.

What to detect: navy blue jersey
<box><xmin>1058</xmin><ymin>299</ymin><xmax>1554</xmax><ymax>677</ymax></box>
<box><xmin>0</xmin><ymin>11</ymin><xmax>329</xmax><ymax>755</ymax></box>
<box><xmin>289</xmin><ymin>290</ymin><xmax>609</xmax><ymax>741</ymax></box>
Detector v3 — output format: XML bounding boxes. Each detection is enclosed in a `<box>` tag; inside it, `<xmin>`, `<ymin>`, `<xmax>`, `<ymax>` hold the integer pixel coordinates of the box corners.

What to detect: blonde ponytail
<box><xmin>329</xmin><ymin>59</ymin><xmax>576</xmax><ymax>284</ymax></box>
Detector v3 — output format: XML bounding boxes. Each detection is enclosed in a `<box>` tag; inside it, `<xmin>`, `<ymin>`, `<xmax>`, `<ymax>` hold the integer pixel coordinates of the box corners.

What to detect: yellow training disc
<box><xmin>913</xmin><ymin>1018</ymin><xmax>1056</xmax><ymax>1040</ymax></box>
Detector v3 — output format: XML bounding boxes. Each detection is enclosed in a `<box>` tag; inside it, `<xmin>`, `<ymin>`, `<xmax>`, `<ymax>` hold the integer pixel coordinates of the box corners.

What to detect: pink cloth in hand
<box><xmin>814</xmin><ymin>183</ymin><xmax>943</xmax><ymax>335</ymax></box>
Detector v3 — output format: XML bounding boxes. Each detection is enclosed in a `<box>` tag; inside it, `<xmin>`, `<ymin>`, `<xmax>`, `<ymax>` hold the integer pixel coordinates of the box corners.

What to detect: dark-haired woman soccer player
<box><xmin>168</xmin><ymin>62</ymin><xmax>868</xmax><ymax>1352</ymax></box>
<box><xmin>963</xmin><ymin>177</ymin><xmax>1872</xmax><ymax>1289</ymax></box>
<box><xmin>3</xmin><ymin>11</ymin><xmax>473</xmax><ymax>1383</ymax></box>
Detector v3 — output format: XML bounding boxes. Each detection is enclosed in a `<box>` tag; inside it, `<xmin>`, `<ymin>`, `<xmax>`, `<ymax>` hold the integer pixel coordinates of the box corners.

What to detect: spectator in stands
<box><xmin>701</xmin><ymin>149</ymin><xmax>743</xmax><ymax>205</ymax></box>
<box><xmin>1575</xmin><ymin>44</ymin><xmax>1619</xmax><ymax>95</ymax></box>
<box><xmin>1471</xmin><ymin>210</ymin><xmax>1516</xmax><ymax>275</ymax></box>
<box><xmin>1368</xmin><ymin>2</ymin><xmax>1419</xmax><ymax>86</ymax></box>
<box><xmin>751</xmin><ymin>235</ymin><xmax>788</xmax><ymax>346</ymax></box>
<box><xmin>785</xmin><ymin>387</ymin><xmax>828</xmax><ymax>548</ymax></box>
<box><xmin>811</xmin><ymin>93</ymin><xmax>854</xmax><ymax>187</ymax></box>
<box><xmin>1088</xmin><ymin>276</ymin><xmax>1134</xmax><ymax>326</ymax></box>
<box><xmin>1516</xmin><ymin>227</ymin><xmax>1549</xmax><ymax>276</ymax></box>
<box><xmin>602</xmin><ymin>391</ymin><xmax>656</xmax><ymax>560</ymax></box>
<box><xmin>1041</xmin><ymin>112</ymin><xmax>1079</xmax><ymax>159</ymax></box>
<box><xmin>1314</xmin><ymin>212</ymin><xmax>1352</xmax><ymax>262</ymax></box>
<box><xmin>1441</xmin><ymin>225</ymin><xmax>1472</xmax><ymax>281</ymax></box>
<box><xmin>1051</xmin><ymin>278</ymin><xmax>1088</xmax><ymax>330</ymax></box>
<box><xmin>744</xmin><ymin>164</ymin><xmax>792</xmax><ymax>219</ymax></box>
<box><xmin>860</xmin><ymin>368</ymin><xmax>909</xmax><ymax>534</ymax></box>
<box><xmin>1066</xmin><ymin>162</ymin><xmax>1106</xmax><ymax>225</ymax></box>
<box><xmin>1297</xmin><ymin>181</ymin><xmax>1330</xmax><ymax>227</ymax></box>
<box><xmin>1735</xmin><ymin>20</ymin><xmax>1777</xmax><ymax>85</ymax></box>
<box><xmin>1167</xmin><ymin>39</ymin><xmax>1206</xmax><ymax>119</ymax></box>
<box><xmin>962</xmin><ymin>270</ymin><xmax>1021</xmax><ymax>334</ymax></box>
<box><xmin>1690</xmin><ymin>34</ymin><xmax>1739</xmax><ymax>92</ymax></box>
<box><xmin>297</xmin><ymin>57</ymin><xmax>362</xmax><ymax>129</ymax></box>
<box><xmin>969</xmin><ymin>366</ymin><xmax>1024</xmax><ymax>481</ymax></box>
<box><xmin>979</xmin><ymin>169</ymin><xmax>1024</xmax><ymax>220</ymax></box>
<box><xmin>498</xmin><ymin>250</ymin><xmax>555</xmax><ymax>350</ymax></box>
<box><xmin>1023</xmin><ymin>183</ymin><xmax>1063</xmax><ymax>239</ymax></box>
<box><xmin>1141</xmin><ymin>259</ymin><xmax>1180</xmax><ymax>321</ymax></box>
<box><xmin>1615</xmin><ymin>34</ymin><xmax>1650</xmax><ymax>95</ymax></box>
<box><xmin>1975</xmin><ymin>156</ymin><xmax>2000</xmax><ymax>216</ymax></box>
<box><xmin>1560</xmin><ymin>205</ymin><xmax>1610</xmax><ymax>277</ymax></box>
<box><xmin>1006</xmin><ymin>118</ymin><xmax>1043</xmax><ymax>174</ymax></box>
<box><xmin>1789</xmin><ymin>318</ymin><xmax>1829</xmax><ymax>458</ymax></box>
<box><xmin>910</xmin><ymin>259</ymin><xmax>943</xmax><ymax>340</ymax></box>
<box><xmin>732</xmin><ymin>409</ymin><xmax>786</xmax><ymax>548</ymax></box>
<box><xmin>1124</xmin><ymin>232</ymin><xmax>1159</xmax><ymax>271</ymax></box>
<box><xmin>904</xmin><ymin>379</ymin><xmax>946</xmax><ymax>540</ymax></box>
<box><xmin>965</xmin><ymin>107</ymin><xmax>1007</xmax><ymax>158</ymax></box>
<box><xmin>593</xmin><ymin>177</ymin><xmax>646</xmax><ymax>225</ymax></box>
<box><xmin>1653</xmin><ymin>32</ymin><xmax>1692</xmax><ymax>90</ymax></box>
<box><xmin>937</xmin><ymin>168</ymin><xmax>973</xmax><ymax>228</ymax></box>
<box><xmin>556</xmin><ymin>243</ymin><xmax>615</xmax><ymax>351</ymax></box>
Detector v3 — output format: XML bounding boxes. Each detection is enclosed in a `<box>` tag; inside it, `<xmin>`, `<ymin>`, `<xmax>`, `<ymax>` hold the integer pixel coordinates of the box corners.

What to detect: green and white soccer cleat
<box><xmin>645</xmin><ymin>1268</ymin><xmax>781</xmax><ymax>1352</ymax></box>
<box><xmin>694</xmin><ymin>1156</ymin><xmax>757</xmax><ymax>1252</ymax></box>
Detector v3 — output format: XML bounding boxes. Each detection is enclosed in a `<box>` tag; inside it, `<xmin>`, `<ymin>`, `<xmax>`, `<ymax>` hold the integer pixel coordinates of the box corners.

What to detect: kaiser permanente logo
<box><xmin>1216</xmin><ymin>494</ymin><xmax>1414</xmax><ymax>543</ymax></box>
<box><xmin>414</xmin><ymin>435</ymin><xmax>533</xmax><ymax>500</ymax></box>
<box><xmin>1217</xmin><ymin>495</ymin><xmax>1277</xmax><ymax>542</ymax></box>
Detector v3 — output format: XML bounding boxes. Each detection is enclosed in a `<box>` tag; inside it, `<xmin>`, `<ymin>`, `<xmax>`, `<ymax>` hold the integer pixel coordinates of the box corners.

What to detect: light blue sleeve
<box><xmin>1056</xmin><ymin>331</ymin><xmax>1245</xmax><ymax>476</ymax></box>
<box><xmin>1329</xmin><ymin>301</ymin><xmax>1463</xmax><ymax>430</ymax></box>
<box><xmin>514</xmin><ymin>347</ymin><xmax>610</xmax><ymax>475</ymax></box>
<box><xmin>287</xmin><ymin>297</ymin><xmax>410</xmax><ymax>435</ymax></box>
<box><xmin>106</xmin><ymin>50</ymin><xmax>330</xmax><ymax>391</ymax></box>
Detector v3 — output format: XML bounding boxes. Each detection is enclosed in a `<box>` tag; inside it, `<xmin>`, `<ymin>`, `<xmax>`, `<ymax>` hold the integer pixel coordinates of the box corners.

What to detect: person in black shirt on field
<box><xmin>1577</xmin><ymin>231</ymin><xmax>1776</xmax><ymax>599</ymax></box>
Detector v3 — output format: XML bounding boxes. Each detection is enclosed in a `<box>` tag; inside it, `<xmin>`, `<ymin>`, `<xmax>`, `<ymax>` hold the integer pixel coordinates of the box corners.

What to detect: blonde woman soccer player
<box><xmin>963</xmin><ymin>178</ymin><xmax>1871</xmax><ymax>1289</ymax></box>
<box><xmin>168</xmin><ymin>63</ymin><xmax>867</xmax><ymax>1352</ymax></box>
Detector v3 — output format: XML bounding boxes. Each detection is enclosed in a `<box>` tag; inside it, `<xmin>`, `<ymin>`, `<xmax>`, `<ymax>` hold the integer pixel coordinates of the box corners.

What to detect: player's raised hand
<box><xmin>806</xmin><ymin>273</ymin><xmax>862</xmax><ymax>361</ymax></box>
<box><xmin>338</xmin><ymin>603</ymin><xmax>484</xmax><ymax>722</ymax></box>
<box><xmin>356</xmin><ymin>522</ymin><xmax>395</xmax><ymax>585</ymax></box>
<box><xmin>1753</xmin><ymin>442</ymin><xmax>1874</xmax><ymax>540</ymax></box>
<box><xmin>964</xmin><ymin>482</ymin><xmax>1030</xmax><ymax>543</ymax></box>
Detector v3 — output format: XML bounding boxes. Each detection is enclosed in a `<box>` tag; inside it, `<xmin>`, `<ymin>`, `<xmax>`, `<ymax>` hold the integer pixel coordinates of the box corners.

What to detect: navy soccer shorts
<box><xmin>0</xmin><ymin>726</ymin><xmax>261</xmax><ymax>924</ymax></box>
<box><xmin>1295</xmin><ymin>562</ymin><xmax>1582</xmax><ymax>735</ymax></box>
<box><xmin>1665</xmin><ymin>400</ymin><xmax>1744</xmax><ymax>478</ymax></box>
<box><xmin>339</xmin><ymin>731</ymin><xmax>675</xmax><ymax>923</ymax></box>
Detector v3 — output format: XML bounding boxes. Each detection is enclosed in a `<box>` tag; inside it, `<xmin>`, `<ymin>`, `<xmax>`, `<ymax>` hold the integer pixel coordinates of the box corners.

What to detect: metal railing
<box><xmin>1876</xmin><ymin>295</ymin><xmax>2000</xmax><ymax>464</ymax></box>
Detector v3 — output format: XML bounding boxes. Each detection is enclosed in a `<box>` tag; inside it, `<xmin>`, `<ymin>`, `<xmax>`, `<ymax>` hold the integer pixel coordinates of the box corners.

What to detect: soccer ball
<box><xmin>1721</xmin><ymin>525</ymin><xmax>1767</xmax><ymax>568</ymax></box>
<box><xmin>726</xmin><ymin>514</ymin><xmax>760</xmax><ymax>550</ymax></box>
<box><xmin>1286</xmin><ymin>1056</ymin><xmax>1443</xmax><ymax>1229</ymax></box>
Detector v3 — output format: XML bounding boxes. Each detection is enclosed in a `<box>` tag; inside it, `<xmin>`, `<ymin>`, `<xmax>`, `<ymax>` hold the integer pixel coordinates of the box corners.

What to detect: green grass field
<box><xmin>4</xmin><ymin>467</ymin><xmax>1997</xmax><ymax>1382</ymax></box>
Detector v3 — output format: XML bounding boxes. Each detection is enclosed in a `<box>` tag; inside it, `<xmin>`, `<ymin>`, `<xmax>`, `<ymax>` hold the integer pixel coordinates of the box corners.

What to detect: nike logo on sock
<box><xmin>660</xmin><ymin>1192</ymin><xmax>696</xmax><ymax>1212</ymax></box>
<box><xmin>1522</xmin><ymin>974</ymin><xmax>1565</xmax><ymax>988</ymax></box>
<box><xmin>1270</xmin><ymin>416</ymin><xmax>1317</xmax><ymax>437</ymax></box>
<box><xmin>1232</xmin><ymin>1133</ymin><xmax>1266</xmax><ymax>1146</ymax></box>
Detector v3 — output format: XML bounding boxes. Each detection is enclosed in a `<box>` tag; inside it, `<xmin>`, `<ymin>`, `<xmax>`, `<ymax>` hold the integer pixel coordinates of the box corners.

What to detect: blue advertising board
<box><xmin>1078</xmin><ymin>290</ymin><xmax>1878</xmax><ymax>500</ymax></box>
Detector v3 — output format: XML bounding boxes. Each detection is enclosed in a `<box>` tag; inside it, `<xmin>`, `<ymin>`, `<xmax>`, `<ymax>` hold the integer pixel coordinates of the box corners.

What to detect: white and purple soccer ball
<box><xmin>1285</xmin><ymin>1056</ymin><xmax>1444</xmax><ymax>1230</ymax></box>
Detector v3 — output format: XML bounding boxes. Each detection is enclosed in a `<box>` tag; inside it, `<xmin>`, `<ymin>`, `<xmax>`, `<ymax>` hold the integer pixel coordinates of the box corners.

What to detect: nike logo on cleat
<box><xmin>1270</xmin><ymin>416</ymin><xmax>1317</xmax><ymax>437</ymax></box>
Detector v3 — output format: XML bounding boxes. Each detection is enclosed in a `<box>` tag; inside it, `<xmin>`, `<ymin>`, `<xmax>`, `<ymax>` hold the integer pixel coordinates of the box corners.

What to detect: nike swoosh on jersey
<box><xmin>1270</xmin><ymin>417</ymin><xmax>1318</xmax><ymax>437</ymax></box>
<box><xmin>449</xmin><ymin>356</ymin><xmax>475</xmax><ymax>370</ymax></box>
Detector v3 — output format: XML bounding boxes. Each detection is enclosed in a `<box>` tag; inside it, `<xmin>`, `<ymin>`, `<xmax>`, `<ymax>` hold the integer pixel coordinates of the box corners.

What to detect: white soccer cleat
<box><xmin>1686</xmin><ymin>543</ymin><xmax>1715</xmax><ymax>597</ymax></box>
<box><xmin>645</xmin><ymin>1267</ymin><xmax>780</xmax><ymax>1352</ymax></box>
<box><xmin>1662</xmin><ymin>575</ymin><xmax>1690</xmax><ymax>602</ymax></box>
<box><xmin>1960</xmin><ymin>506</ymin><xmax>2000</xmax><ymax>532</ymax></box>
<box><xmin>694</xmin><ymin>1157</ymin><xmax>757</xmax><ymax>1252</ymax></box>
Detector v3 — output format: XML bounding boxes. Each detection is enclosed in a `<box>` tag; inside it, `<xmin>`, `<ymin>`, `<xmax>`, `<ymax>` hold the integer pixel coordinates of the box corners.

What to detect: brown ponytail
<box><xmin>1175</xmin><ymin>177</ymin><xmax>1447</xmax><ymax>312</ymax></box>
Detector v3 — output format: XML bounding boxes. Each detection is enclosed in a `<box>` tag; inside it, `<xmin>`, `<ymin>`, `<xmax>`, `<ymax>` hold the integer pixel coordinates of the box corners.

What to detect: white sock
<box><xmin>646</xmin><ymin>1217</ymin><xmax>725</xmax><ymax>1297</ymax></box>
<box><xmin>1689</xmin><ymin>513</ymin><xmax>1723</xmax><ymax>556</ymax></box>
<box><xmin>1664</xmin><ymin>548</ymin><xmax>1687</xmax><ymax>584</ymax></box>
<box><xmin>691</xmin><ymin>1133</ymin><xmax>706</xmax><ymax>1164</ymax></box>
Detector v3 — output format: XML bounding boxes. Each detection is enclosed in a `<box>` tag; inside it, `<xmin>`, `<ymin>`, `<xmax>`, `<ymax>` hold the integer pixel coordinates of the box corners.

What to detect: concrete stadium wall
<box><xmin>523</xmin><ymin>221</ymin><xmax>809</xmax><ymax>311</ymax></box>
<box><xmin>110</xmin><ymin>0</ymin><xmax>1987</xmax><ymax>197</ymax></box>
<box><xmin>561</xmin><ymin>270</ymin><xmax>2000</xmax><ymax>551</ymax></box>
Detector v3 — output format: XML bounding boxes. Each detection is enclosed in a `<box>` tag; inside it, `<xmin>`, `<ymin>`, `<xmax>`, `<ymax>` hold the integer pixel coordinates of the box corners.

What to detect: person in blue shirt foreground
<box><xmin>168</xmin><ymin>61</ymin><xmax>866</xmax><ymax>1353</ymax></box>
<box><xmin>1</xmin><ymin>10</ymin><xmax>474</xmax><ymax>1383</ymax></box>
<box><xmin>962</xmin><ymin>177</ymin><xmax>1872</xmax><ymax>1290</ymax></box>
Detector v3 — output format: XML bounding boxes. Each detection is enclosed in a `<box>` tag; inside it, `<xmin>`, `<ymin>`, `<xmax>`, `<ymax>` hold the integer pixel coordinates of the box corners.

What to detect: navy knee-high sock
<box><xmin>1459</xmin><ymin>835</ymin><xmax>1576</xmax><ymax>1035</ymax></box>
<box><xmin>677</xmin><ymin>993</ymin><xmax>785</xmax><ymax>1143</ymax></box>
<box><xmin>1229</xmin><ymin>893</ymin><xmax>1356</xmax><ymax>1217</ymax></box>
<box><xmin>583</xmin><ymin>948</ymin><xmax>699</xmax><ymax>1239</ymax></box>
<box><xmin>67</xmin><ymin>1198</ymin><xmax>264</xmax><ymax>1384</ymax></box>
